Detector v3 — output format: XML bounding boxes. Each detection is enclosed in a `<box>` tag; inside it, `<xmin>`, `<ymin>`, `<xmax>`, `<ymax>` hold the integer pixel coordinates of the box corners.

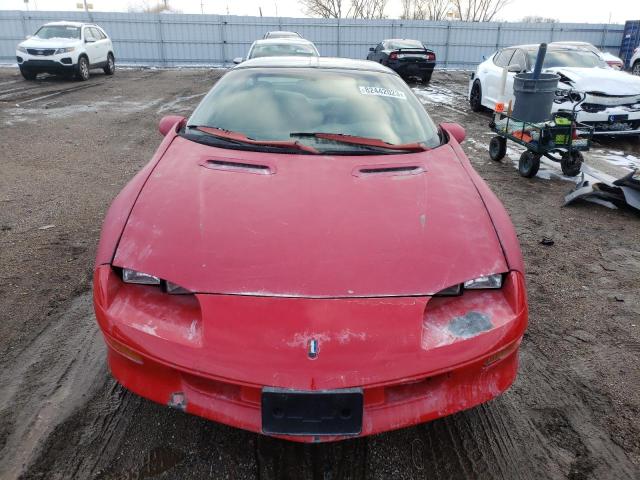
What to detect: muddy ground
<box><xmin>0</xmin><ymin>67</ymin><xmax>638</xmax><ymax>480</ymax></box>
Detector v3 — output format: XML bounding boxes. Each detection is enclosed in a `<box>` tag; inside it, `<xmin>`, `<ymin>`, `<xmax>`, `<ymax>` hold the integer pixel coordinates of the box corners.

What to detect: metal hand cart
<box><xmin>488</xmin><ymin>90</ymin><xmax>594</xmax><ymax>178</ymax></box>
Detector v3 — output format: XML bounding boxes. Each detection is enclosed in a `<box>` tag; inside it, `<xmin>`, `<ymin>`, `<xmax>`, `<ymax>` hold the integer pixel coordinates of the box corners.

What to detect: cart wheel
<box><xmin>518</xmin><ymin>151</ymin><xmax>541</xmax><ymax>178</ymax></box>
<box><xmin>561</xmin><ymin>150</ymin><xmax>583</xmax><ymax>177</ymax></box>
<box><xmin>489</xmin><ymin>136</ymin><xmax>507</xmax><ymax>161</ymax></box>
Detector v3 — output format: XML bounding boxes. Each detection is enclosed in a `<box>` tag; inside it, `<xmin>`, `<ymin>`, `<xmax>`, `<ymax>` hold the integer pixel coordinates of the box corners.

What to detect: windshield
<box><xmin>34</xmin><ymin>25</ymin><xmax>81</xmax><ymax>40</ymax></box>
<box><xmin>187</xmin><ymin>68</ymin><xmax>441</xmax><ymax>153</ymax></box>
<box><xmin>526</xmin><ymin>49</ymin><xmax>605</xmax><ymax>68</ymax></box>
<box><xmin>249</xmin><ymin>43</ymin><xmax>317</xmax><ymax>59</ymax></box>
<box><xmin>386</xmin><ymin>40</ymin><xmax>424</xmax><ymax>50</ymax></box>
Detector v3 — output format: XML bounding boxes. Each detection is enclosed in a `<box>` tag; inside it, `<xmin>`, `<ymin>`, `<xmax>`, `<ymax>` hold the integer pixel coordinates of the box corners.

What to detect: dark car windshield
<box><xmin>525</xmin><ymin>48</ymin><xmax>605</xmax><ymax>68</ymax></box>
<box><xmin>386</xmin><ymin>40</ymin><xmax>424</xmax><ymax>50</ymax></box>
<box><xmin>187</xmin><ymin>68</ymin><xmax>441</xmax><ymax>152</ymax></box>
<box><xmin>34</xmin><ymin>25</ymin><xmax>81</xmax><ymax>40</ymax></box>
<box><xmin>249</xmin><ymin>43</ymin><xmax>317</xmax><ymax>59</ymax></box>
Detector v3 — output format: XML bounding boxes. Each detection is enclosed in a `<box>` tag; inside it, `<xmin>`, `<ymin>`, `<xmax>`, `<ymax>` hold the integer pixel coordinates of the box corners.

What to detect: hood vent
<box><xmin>203</xmin><ymin>159</ymin><xmax>274</xmax><ymax>175</ymax></box>
<box><xmin>355</xmin><ymin>165</ymin><xmax>424</xmax><ymax>177</ymax></box>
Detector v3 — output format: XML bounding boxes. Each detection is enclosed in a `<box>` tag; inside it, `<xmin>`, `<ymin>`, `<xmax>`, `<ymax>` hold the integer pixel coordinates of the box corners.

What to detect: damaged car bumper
<box><xmin>554</xmin><ymin>100</ymin><xmax>640</xmax><ymax>135</ymax></box>
<box><xmin>94</xmin><ymin>265</ymin><xmax>528</xmax><ymax>442</ymax></box>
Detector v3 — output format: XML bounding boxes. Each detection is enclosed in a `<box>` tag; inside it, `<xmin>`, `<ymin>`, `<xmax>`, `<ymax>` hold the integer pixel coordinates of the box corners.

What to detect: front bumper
<box><xmin>553</xmin><ymin>102</ymin><xmax>640</xmax><ymax>135</ymax></box>
<box><xmin>94</xmin><ymin>265</ymin><xmax>527</xmax><ymax>441</ymax></box>
<box><xmin>16</xmin><ymin>51</ymin><xmax>76</xmax><ymax>73</ymax></box>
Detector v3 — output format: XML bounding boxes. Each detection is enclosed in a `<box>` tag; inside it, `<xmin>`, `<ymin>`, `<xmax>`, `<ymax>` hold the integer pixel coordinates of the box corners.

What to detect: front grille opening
<box><xmin>204</xmin><ymin>159</ymin><xmax>273</xmax><ymax>174</ymax></box>
<box><xmin>27</xmin><ymin>48</ymin><xmax>55</xmax><ymax>56</ymax></box>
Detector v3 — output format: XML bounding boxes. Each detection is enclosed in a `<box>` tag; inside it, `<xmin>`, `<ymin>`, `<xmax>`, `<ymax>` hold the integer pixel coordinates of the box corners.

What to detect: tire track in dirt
<box><xmin>0</xmin><ymin>292</ymin><xmax>106</xmax><ymax>480</ymax></box>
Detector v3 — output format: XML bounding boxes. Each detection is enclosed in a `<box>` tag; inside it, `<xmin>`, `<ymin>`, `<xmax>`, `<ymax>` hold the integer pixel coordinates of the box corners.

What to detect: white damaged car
<box><xmin>469</xmin><ymin>44</ymin><xmax>640</xmax><ymax>136</ymax></box>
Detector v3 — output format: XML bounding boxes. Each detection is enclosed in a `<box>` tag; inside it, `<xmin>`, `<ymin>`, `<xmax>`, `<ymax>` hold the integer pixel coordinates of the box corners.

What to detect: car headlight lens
<box><xmin>165</xmin><ymin>281</ymin><xmax>191</xmax><ymax>295</ymax></box>
<box><xmin>122</xmin><ymin>268</ymin><xmax>161</xmax><ymax>285</ymax></box>
<box><xmin>464</xmin><ymin>273</ymin><xmax>503</xmax><ymax>289</ymax></box>
<box><xmin>17</xmin><ymin>46</ymin><xmax>28</xmax><ymax>53</ymax></box>
<box><xmin>54</xmin><ymin>46</ymin><xmax>75</xmax><ymax>54</ymax></box>
<box><xmin>120</xmin><ymin>268</ymin><xmax>191</xmax><ymax>294</ymax></box>
<box><xmin>435</xmin><ymin>273</ymin><xmax>503</xmax><ymax>296</ymax></box>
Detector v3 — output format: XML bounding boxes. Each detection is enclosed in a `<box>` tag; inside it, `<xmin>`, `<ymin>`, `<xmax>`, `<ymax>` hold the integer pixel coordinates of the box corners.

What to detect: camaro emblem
<box><xmin>307</xmin><ymin>339</ymin><xmax>319</xmax><ymax>359</ymax></box>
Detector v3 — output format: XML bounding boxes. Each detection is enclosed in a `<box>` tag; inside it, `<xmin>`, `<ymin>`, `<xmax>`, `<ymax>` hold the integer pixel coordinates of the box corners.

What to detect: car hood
<box><xmin>19</xmin><ymin>37</ymin><xmax>81</xmax><ymax>48</ymax></box>
<box><xmin>113</xmin><ymin>137</ymin><xmax>507</xmax><ymax>297</ymax></box>
<box><xmin>547</xmin><ymin>67</ymin><xmax>640</xmax><ymax>95</ymax></box>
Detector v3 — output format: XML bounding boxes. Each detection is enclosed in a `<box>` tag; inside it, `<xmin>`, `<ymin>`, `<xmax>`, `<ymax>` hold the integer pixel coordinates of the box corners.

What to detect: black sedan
<box><xmin>367</xmin><ymin>39</ymin><xmax>436</xmax><ymax>83</ymax></box>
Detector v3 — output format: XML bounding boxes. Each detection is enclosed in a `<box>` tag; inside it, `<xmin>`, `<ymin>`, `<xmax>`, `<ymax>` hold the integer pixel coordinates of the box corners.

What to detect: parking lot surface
<box><xmin>0</xmin><ymin>67</ymin><xmax>639</xmax><ymax>480</ymax></box>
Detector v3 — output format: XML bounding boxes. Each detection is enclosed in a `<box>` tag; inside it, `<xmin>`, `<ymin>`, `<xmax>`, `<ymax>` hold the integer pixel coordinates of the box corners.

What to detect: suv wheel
<box><xmin>76</xmin><ymin>56</ymin><xmax>90</xmax><ymax>81</ymax></box>
<box><xmin>20</xmin><ymin>68</ymin><xmax>37</xmax><ymax>80</ymax></box>
<box><xmin>633</xmin><ymin>61</ymin><xmax>640</xmax><ymax>76</ymax></box>
<box><xmin>103</xmin><ymin>53</ymin><xmax>115</xmax><ymax>75</ymax></box>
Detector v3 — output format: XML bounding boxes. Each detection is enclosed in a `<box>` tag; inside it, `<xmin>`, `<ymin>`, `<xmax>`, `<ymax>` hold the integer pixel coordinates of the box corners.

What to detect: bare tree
<box><xmin>128</xmin><ymin>1</ymin><xmax>179</xmax><ymax>13</ymax></box>
<box><xmin>522</xmin><ymin>15</ymin><xmax>558</xmax><ymax>23</ymax></box>
<box><xmin>300</xmin><ymin>0</ymin><xmax>344</xmax><ymax>18</ymax></box>
<box><xmin>400</xmin><ymin>0</ymin><xmax>450</xmax><ymax>21</ymax></box>
<box><xmin>451</xmin><ymin>0</ymin><xmax>511</xmax><ymax>22</ymax></box>
<box><xmin>425</xmin><ymin>0</ymin><xmax>450</xmax><ymax>20</ymax></box>
<box><xmin>349</xmin><ymin>0</ymin><xmax>388</xmax><ymax>19</ymax></box>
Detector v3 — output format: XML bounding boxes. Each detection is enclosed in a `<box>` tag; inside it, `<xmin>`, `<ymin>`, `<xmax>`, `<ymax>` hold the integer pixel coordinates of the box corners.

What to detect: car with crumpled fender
<box><xmin>469</xmin><ymin>44</ymin><xmax>640</xmax><ymax>137</ymax></box>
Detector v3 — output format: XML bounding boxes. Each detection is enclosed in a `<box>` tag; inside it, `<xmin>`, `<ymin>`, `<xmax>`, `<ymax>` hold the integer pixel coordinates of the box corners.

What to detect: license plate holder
<box><xmin>261</xmin><ymin>387</ymin><xmax>363</xmax><ymax>436</ymax></box>
<box><xmin>608</xmin><ymin>114</ymin><xmax>628</xmax><ymax>122</ymax></box>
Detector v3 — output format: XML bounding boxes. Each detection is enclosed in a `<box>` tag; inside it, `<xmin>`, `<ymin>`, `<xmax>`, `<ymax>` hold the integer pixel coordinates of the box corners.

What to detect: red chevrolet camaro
<box><xmin>93</xmin><ymin>57</ymin><xmax>528</xmax><ymax>441</ymax></box>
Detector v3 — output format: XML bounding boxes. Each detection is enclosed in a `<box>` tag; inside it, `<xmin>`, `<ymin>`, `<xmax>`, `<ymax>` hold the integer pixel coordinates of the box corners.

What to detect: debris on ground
<box><xmin>564</xmin><ymin>167</ymin><xmax>640</xmax><ymax>212</ymax></box>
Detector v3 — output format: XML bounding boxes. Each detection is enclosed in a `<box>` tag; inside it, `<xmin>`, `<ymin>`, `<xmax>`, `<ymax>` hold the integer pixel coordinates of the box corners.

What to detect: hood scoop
<box><xmin>354</xmin><ymin>165</ymin><xmax>424</xmax><ymax>177</ymax></box>
<box><xmin>202</xmin><ymin>159</ymin><xmax>274</xmax><ymax>175</ymax></box>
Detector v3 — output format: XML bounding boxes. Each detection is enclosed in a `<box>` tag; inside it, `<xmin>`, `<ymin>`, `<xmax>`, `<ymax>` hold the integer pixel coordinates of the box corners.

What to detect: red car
<box><xmin>94</xmin><ymin>57</ymin><xmax>528</xmax><ymax>442</ymax></box>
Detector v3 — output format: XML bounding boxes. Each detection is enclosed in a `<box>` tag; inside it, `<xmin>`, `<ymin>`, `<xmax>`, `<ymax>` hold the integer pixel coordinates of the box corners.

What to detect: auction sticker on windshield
<box><xmin>359</xmin><ymin>86</ymin><xmax>407</xmax><ymax>100</ymax></box>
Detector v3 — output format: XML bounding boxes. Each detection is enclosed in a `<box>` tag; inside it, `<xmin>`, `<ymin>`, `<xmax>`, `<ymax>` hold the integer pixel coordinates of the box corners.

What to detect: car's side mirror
<box><xmin>440</xmin><ymin>122</ymin><xmax>466</xmax><ymax>144</ymax></box>
<box><xmin>158</xmin><ymin>115</ymin><xmax>186</xmax><ymax>137</ymax></box>
<box><xmin>25</xmin><ymin>34</ymin><xmax>32</xmax><ymax>40</ymax></box>
<box><xmin>233</xmin><ymin>57</ymin><xmax>243</xmax><ymax>64</ymax></box>
<box><xmin>369</xmin><ymin>47</ymin><xmax>374</xmax><ymax>52</ymax></box>
<box><xmin>508</xmin><ymin>64</ymin><xmax>523</xmax><ymax>73</ymax></box>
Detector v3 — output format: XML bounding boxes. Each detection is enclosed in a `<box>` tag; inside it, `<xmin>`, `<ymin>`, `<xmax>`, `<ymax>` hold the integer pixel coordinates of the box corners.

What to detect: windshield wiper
<box><xmin>290</xmin><ymin>132</ymin><xmax>430</xmax><ymax>152</ymax></box>
<box><xmin>188</xmin><ymin>125</ymin><xmax>319</xmax><ymax>154</ymax></box>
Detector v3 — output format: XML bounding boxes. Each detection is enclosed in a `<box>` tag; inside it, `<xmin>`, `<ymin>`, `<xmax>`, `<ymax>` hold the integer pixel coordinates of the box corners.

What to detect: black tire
<box><xmin>20</xmin><ymin>68</ymin><xmax>37</xmax><ymax>80</ymax></box>
<box><xmin>518</xmin><ymin>151</ymin><xmax>541</xmax><ymax>178</ymax></box>
<box><xmin>632</xmin><ymin>61</ymin><xmax>640</xmax><ymax>76</ymax></box>
<box><xmin>103</xmin><ymin>53</ymin><xmax>115</xmax><ymax>75</ymax></box>
<box><xmin>561</xmin><ymin>150</ymin><xmax>583</xmax><ymax>177</ymax></box>
<box><xmin>469</xmin><ymin>80</ymin><xmax>483</xmax><ymax>112</ymax></box>
<box><xmin>422</xmin><ymin>70</ymin><xmax>433</xmax><ymax>84</ymax></box>
<box><xmin>489</xmin><ymin>136</ymin><xmax>507</xmax><ymax>161</ymax></box>
<box><xmin>75</xmin><ymin>56</ymin><xmax>90</xmax><ymax>81</ymax></box>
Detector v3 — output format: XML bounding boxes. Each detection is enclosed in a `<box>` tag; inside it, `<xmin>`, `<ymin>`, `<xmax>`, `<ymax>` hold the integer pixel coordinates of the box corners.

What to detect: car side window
<box><xmin>510</xmin><ymin>50</ymin><xmax>526</xmax><ymax>71</ymax></box>
<box><xmin>84</xmin><ymin>28</ymin><xmax>96</xmax><ymax>42</ymax></box>
<box><xmin>93</xmin><ymin>28</ymin><xmax>106</xmax><ymax>40</ymax></box>
<box><xmin>375</xmin><ymin>43</ymin><xmax>383</xmax><ymax>52</ymax></box>
<box><xmin>493</xmin><ymin>49</ymin><xmax>514</xmax><ymax>67</ymax></box>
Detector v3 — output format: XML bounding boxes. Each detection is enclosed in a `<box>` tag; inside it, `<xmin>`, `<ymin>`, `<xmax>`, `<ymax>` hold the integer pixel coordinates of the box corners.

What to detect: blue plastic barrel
<box><xmin>619</xmin><ymin>20</ymin><xmax>640</xmax><ymax>69</ymax></box>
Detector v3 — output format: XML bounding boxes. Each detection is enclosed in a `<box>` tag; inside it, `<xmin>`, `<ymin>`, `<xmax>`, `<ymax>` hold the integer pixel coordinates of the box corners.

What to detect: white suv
<box><xmin>631</xmin><ymin>47</ymin><xmax>640</xmax><ymax>76</ymax></box>
<box><xmin>16</xmin><ymin>21</ymin><xmax>115</xmax><ymax>81</ymax></box>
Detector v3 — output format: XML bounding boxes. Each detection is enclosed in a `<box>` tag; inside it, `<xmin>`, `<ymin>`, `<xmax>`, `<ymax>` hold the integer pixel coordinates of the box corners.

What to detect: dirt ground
<box><xmin>0</xmin><ymin>66</ymin><xmax>639</xmax><ymax>480</ymax></box>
